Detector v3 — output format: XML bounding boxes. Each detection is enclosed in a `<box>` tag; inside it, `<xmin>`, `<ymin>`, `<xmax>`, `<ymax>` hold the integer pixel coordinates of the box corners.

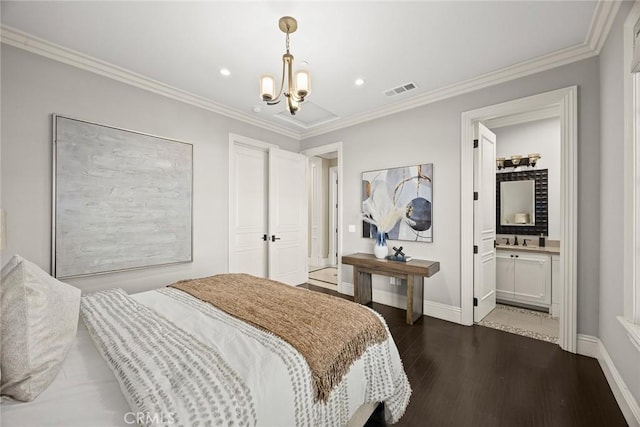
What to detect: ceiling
<box><xmin>1</xmin><ymin>1</ymin><xmax>610</xmax><ymax>139</ymax></box>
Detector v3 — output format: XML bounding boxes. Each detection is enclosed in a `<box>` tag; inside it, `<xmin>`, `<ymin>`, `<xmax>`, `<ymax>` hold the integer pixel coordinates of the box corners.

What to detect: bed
<box><xmin>1</xmin><ymin>270</ymin><xmax>410</xmax><ymax>426</ymax></box>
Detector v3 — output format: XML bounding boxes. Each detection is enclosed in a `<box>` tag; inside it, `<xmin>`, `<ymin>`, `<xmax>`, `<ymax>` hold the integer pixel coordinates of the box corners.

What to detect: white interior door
<box><xmin>268</xmin><ymin>148</ymin><xmax>308</xmax><ymax>285</ymax></box>
<box><xmin>229</xmin><ymin>143</ymin><xmax>269</xmax><ymax>277</ymax></box>
<box><xmin>473</xmin><ymin>122</ymin><xmax>497</xmax><ymax>322</ymax></box>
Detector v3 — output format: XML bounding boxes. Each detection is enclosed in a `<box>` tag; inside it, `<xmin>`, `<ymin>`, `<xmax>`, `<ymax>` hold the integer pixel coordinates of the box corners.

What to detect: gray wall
<box><xmin>302</xmin><ymin>56</ymin><xmax>601</xmax><ymax>336</ymax></box>
<box><xmin>0</xmin><ymin>45</ymin><xmax>299</xmax><ymax>294</ymax></box>
<box><xmin>599</xmin><ymin>0</ymin><xmax>640</xmax><ymax>406</ymax></box>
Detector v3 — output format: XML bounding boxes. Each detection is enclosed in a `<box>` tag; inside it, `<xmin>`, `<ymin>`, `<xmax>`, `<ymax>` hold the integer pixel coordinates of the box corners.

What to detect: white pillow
<box><xmin>0</xmin><ymin>255</ymin><xmax>20</xmax><ymax>279</ymax></box>
<box><xmin>0</xmin><ymin>255</ymin><xmax>81</xmax><ymax>401</ymax></box>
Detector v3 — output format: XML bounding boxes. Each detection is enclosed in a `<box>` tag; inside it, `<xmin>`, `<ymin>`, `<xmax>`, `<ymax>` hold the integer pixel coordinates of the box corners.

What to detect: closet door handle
<box><xmin>262</xmin><ymin>234</ymin><xmax>268</xmax><ymax>241</ymax></box>
<box><xmin>271</xmin><ymin>235</ymin><xmax>281</xmax><ymax>242</ymax></box>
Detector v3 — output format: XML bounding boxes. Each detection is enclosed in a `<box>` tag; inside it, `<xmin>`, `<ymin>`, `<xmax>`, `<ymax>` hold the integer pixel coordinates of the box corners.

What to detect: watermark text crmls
<box><xmin>124</xmin><ymin>411</ymin><xmax>176</xmax><ymax>425</ymax></box>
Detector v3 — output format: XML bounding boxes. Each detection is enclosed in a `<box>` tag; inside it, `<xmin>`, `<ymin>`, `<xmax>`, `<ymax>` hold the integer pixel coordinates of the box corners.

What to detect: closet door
<box><xmin>229</xmin><ymin>143</ymin><xmax>269</xmax><ymax>278</ymax></box>
<box><xmin>268</xmin><ymin>149</ymin><xmax>308</xmax><ymax>285</ymax></box>
<box><xmin>229</xmin><ymin>135</ymin><xmax>307</xmax><ymax>285</ymax></box>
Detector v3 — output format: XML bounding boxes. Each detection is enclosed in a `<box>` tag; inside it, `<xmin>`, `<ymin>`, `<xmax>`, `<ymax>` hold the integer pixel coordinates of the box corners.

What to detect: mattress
<box><xmin>1</xmin><ymin>289</ymin><xmax>405</xmax><ymax>426</ymax></box>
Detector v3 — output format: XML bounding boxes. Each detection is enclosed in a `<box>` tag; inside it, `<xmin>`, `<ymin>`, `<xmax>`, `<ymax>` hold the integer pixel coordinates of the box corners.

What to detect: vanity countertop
<box><xmin>495</xmin><ymin>244</ymin><xmax>560</xmax><ymax>255</ymax></box>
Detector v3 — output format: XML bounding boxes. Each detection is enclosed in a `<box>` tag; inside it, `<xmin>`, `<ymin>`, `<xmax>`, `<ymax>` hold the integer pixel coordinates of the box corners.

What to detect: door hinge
<box><xmin>473</xmin><ymin>297</ymin><xmax>478</xmax><ymax>307</ymax></box>
<box><xmin>493</xmin><ymin>239</ymin><xmax>497</xmax><ymax>248</ymax></box>
<box><xmin>473</xmin><ymin>139</ymin><xmax>478</xmax><ymax>148</ymax></box>
<box><xmin>473</xmin><ymin>191</ymin><xmax>478</xmax><ymax>201</ymax></box>
<box><xmin>473</xmin><ymin>245</ymin><xmax>478</xmax><ymax>254</ymax></box>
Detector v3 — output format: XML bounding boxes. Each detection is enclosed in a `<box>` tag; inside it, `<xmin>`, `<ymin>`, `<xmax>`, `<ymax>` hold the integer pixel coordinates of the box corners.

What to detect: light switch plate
<box><xmin>348</xmin><ymin>224</ymin><xmax>356</xmax><ymax>233</ymax></box>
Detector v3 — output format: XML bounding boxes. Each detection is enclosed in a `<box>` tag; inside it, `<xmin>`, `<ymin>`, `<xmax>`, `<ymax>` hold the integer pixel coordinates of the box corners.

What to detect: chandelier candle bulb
<box><xmin>295</xmin><ymin>70</ymin><xmax>310</xmax><ymax>98</ymax></box>
<box><xmin>260</xmin><ymin>75</ymin><xmax>275</xmax><ymax>101</ymax></box>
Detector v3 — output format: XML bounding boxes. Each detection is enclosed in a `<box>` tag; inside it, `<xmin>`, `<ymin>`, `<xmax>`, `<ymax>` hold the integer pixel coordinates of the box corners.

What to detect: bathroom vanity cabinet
<box><xmin>496</xmin><ymin>250</ymin><xmax>551</xmax><ymax>309</ymax></box>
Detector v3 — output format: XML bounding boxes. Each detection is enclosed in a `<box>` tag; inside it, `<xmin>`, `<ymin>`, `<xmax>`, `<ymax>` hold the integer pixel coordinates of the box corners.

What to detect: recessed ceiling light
<box><xmin>355</xmin><ymin>78</ymin><xmax>366</xmax><ymax>87</ymax></box>
<box><xmin>220</xmin><ymin>68</ymin><xmax>231</xmax><ymax>77</ymax></box>
<box><xmin>252</xmin><ymin>106</ymin><xmax>262</xmax><ymax>113</ymax></box>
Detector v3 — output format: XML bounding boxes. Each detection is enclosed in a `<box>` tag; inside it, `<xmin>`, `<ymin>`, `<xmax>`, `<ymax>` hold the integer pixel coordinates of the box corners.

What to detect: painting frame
<box><xmin>362</xmin><ymin>163</ymin><xmax>433</xmax><ymax>243</ymax></box>
<box><xmin>52</xmin><ymin>114</ymin><xmax>193</xmax><ymax>279</ymax></box>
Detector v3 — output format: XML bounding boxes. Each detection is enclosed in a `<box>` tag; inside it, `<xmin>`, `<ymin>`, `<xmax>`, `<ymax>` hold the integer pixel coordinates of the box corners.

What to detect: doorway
<box><xmin>228</xmin><ymin>133</ymin><xmax>308</xmax><ymax>286</ymax></box>
<box><xmin>301</xmin><ymin>142</ymin><xmax>343</xmax><ymax>293</ymax></box>
<box><xmin>477</xmin><ymin>114</ymin><xmax>562</xmax><ymax>344</ymax></box>
<box><xmin>461</xmin><ymin>86</ymin><xmax>578</xmax><ymax>353</ymax></box>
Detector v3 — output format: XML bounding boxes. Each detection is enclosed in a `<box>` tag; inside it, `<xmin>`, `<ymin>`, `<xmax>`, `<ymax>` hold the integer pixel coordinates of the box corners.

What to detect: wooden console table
<box><xmin>342</xmin><ymin>253</ymin><xmax>440</xmax><ymax>325</ymax></box>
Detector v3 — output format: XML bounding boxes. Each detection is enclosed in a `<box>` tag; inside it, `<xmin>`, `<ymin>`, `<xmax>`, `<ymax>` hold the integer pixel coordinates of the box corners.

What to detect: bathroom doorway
<box><xmin>478</xmin><ymin>113</ymin><xmax>562</xmax><ymax>344</ymax></box>
<box><xmin>462</xmin><ymin>86</ymin><xmax>578</xmax><ymax>352</ymax></box>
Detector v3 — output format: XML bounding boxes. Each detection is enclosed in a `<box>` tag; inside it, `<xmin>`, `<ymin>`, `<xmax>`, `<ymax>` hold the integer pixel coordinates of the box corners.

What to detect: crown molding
<box><xmin>1</xmin><ymin>0</ymin><xmax>620</xmax><ymax>141</ymax></box>
<box><xmin>0</xmin><ymin>26</ymin><xmax>302</xmax><ymax>140</ymax></box>
<box><xmin>301</xmin><ymin>42</ymin><xmax>595</xmax><ymax>138</ymax></box>
<box><xmin>586</xmin><ymin>0</ymin><xmax>622</xmax><ymax>54</ymax></box>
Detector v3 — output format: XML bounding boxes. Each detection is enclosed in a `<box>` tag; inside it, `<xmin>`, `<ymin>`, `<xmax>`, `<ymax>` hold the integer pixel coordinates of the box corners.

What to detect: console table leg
<box><xmin>354</xmin><ymin>268</ymin><xmax>373</xmax><ymax>305</ymax></box>
<box><xmin>407</xmin><ymin>275</ymin><xmax>424</xmax><ymax>324</ymax></box>
<box><xmin>353</xmin><ymin>267</ymin><xmax>360</xmax><ymax>303</ymax></box>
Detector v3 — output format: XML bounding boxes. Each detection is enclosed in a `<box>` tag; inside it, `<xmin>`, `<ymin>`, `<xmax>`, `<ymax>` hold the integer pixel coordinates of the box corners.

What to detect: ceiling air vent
<box><xmin>383</xmin><ymin>81</ymin><xmax>418</xmax><ymax>97</ymax></box>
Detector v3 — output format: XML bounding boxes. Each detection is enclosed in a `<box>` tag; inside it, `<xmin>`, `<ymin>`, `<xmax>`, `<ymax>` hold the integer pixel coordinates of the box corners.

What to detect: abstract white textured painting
<box><xmin>53</xmin><ymin>115</ymin><xmax>192</xmax><ymax>278</ymax></box>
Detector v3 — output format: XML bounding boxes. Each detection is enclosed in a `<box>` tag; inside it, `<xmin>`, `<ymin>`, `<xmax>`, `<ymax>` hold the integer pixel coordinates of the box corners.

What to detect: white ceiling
<box><xmin>1</xmin><ymin>1</ymin><xmax>603</xmax><ymax>139</ymax></box>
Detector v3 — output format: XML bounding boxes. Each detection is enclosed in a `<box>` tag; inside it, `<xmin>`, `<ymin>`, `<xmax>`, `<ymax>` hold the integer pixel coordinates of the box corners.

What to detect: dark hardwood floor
<box><xmin>298</xmin><ymin>283</ymin><xmax>628</xmax><ymax>427</ymax></box>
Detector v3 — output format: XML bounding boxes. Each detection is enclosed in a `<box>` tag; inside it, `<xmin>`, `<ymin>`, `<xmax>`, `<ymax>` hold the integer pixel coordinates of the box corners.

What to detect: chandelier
<box><xmin>259</xmin><ymin>16</ymin><xmax>310</xmax><ymax>115</ymax></box>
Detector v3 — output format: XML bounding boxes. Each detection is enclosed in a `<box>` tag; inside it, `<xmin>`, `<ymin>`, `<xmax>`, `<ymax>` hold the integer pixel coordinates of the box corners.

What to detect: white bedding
<box><xmin>1</xmin><ymin>321</ymin><xmax>130</xmax><ymax>426</ymax></box>
<box><xmin>1</xmin><ymin>287</ymin><xmax>410</xmax><ymax>426</ymax></box>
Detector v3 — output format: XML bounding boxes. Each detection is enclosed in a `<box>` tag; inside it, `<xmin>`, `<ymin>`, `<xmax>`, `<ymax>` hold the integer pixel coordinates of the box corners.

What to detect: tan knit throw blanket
<box><xmin>170</xmin><ymin>273</ymin><xmax>387</xmax><ymax>402</ymax></box>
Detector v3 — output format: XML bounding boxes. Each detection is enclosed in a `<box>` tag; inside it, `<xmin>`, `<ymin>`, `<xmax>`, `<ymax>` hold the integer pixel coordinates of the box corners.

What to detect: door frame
<box><xmin>329</xmin><ymin>166</ymin><xmax>339</xmax><ymax>266</ymax></box>
<box><xmin>301</xmin><ymin>142</ymin><xmax>344</xmax><ymax>292</ymax></box>
<box><xmin>308</xmin><ymin>156</ymin><xmax>323</xmax><ymax>267</ymax></box>
<box><xmin>460</xmin><ymin>86</ymin><xmax>578</xmax><ymax>353</ymax></box>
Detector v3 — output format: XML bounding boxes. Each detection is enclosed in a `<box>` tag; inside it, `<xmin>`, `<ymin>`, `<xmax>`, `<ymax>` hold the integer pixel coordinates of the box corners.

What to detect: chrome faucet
<box><xmin>513</xmin><ymin>236</ymin><xmax>519</xmax><ymax>246</ymax></box>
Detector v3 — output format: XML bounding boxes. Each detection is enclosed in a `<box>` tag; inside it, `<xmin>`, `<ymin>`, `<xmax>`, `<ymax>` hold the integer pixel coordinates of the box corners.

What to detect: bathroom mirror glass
<box><xmin>496</xmin><ymin>169</ymin><xmax>547</xmax><ymax>236</ymax></box>
<box><xmin>500</xmin><ymin>180</ymin><xmax>535</xmax><ymax>226</ymax></box>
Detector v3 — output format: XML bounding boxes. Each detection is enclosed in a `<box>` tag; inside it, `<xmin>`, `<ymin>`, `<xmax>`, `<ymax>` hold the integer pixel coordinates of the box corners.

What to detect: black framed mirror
<box><xmin>496</xmin><ymin>169</ymin><xmax>548</xmax><ymax>236</ymax></box>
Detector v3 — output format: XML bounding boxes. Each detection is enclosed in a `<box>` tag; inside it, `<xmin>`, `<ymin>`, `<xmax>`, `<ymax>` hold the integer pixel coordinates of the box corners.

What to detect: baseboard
<box><xmin>308</xmin><ymin>257</ymin><xmax>330</xmax><ymax>268</ymax></box>
<box><xmin>339</xmin><ymin>282</ymin><xmax>462</xmax><ymax>324</ymax></box>
<box><xmin>341</xmin><ymin>282</ymin><xmax>354</xmax><ymax>296</ymax></box>
<box><xmin>577</xmin><ymin>334</ymin><xmax>640</xmax><ymax>426</ymax></box>
<box><xmin>424</xmin><ymin>300</ymin><xmax>462</xmax><ymax>324</ymax></box>
<box><xmin>576</xmin><ymin>334</ymin><xmax>599</xmax><ymax>358</ymax></box>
